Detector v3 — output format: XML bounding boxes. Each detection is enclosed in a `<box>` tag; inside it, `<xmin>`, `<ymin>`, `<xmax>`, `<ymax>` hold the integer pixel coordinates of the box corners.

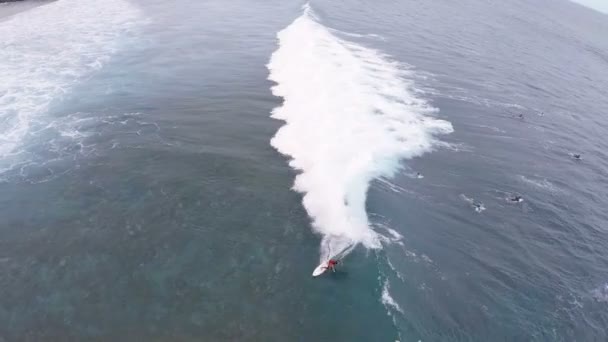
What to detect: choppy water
<box><xmin>1</xmin><ymin>0</ymin><xmax>608</xmax><ymax>340</ymax></box>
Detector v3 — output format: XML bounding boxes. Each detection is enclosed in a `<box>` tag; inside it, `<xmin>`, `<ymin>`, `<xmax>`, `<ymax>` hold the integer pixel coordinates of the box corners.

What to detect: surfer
<box><xmin>508</xmin><ymin>195</ymin><xmax>523</xmax><ymax>203</ymax></box>
<box><xmin>325</xmin><ymin>259</ymin><xmax>339</xmax><ymax>272</ymax></box>
<box><xmin>572</xmin><ymin>153</ymin><xmax>581</xmax><ymax>160</ymax></box>
<box><xmin>312</xmin><ymin>258</ymin><xmax>342</xmax><ymax>277</ymax></box>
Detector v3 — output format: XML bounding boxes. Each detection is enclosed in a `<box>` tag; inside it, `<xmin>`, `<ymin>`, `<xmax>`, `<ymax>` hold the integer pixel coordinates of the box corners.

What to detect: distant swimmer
<box><xmin>416</xmin><ymin>172</ymin><xmax>424</xmax><ymax>179</ymax></box>
<box><xmin>518</xmin><ymin>113</ymin><xmax>524</xmax><ymax>119</ymax></box>
<box><xmin>460</xmin><ymin>194</ymin><xmax>485</xmax><ymax>213</ymax></box>
<box><xmin>473</xmin><ymin>202</ymin><xmax>485</xmax><ymax>213</ymax></box>
<box><xmin>572</xmin><ymin>153</ymin><xmax>582</xmax><ymax>160</ymax></box>
<box><xmin>508</xmin><ymin>195</ymin><xmax>523</xmax><ymax>203</ymax></box>
<box><xmin>324</xmin><ymin>259</ymin><xmax>339</xmax><ymax>273</ymax></box>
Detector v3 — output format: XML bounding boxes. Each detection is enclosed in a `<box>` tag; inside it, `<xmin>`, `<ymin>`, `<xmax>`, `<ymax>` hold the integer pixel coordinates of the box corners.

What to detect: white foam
<box><xmin>268</xmin><ymin>4</ymin><xmax>452</xmax><ymax>260</ymax></box>
<box><xmin>0</xmin><ymin>0</ymin><xmax>142</xmax><ymax>158</ymax></box>
<box><xmin>377</xmin><ymin>177</ymin><xmax>412</xmax><ymax>195</ymax></box>
<box><xmin>591</xmin><ymin>283</ymin><xmax>608</xmax><ymax>303</ymax></box>
<box><xmin>381</xmin><ymin>280</ymin><xmax>404</xmax><ymax>314</ymax></box>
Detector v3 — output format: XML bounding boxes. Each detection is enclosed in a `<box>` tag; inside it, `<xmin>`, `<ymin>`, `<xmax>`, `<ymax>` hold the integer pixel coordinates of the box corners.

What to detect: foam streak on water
<box><xmin>267</xmin><ymin>4</ymin><xmax>453</xmax><ymax>261</ymax></box>
<box><xmin>382</xmin><ymin>279</ymin><xmax>404</xmax><ymax>314</ymax></box>
<box><xmin>0</xmin><ymin>0</ymin><xmax>141</xmax><ymax>158</ymax></box>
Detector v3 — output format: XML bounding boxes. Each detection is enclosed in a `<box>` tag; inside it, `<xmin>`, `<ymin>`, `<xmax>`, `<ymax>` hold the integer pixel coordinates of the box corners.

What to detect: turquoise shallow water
<box><xmin>1</xmin><ymin>0</ymin><xmax>608</xmax><ymax>340</ymax></box>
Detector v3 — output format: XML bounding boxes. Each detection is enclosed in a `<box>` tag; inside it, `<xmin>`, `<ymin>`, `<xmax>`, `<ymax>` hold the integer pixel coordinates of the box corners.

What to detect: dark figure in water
<box><xmin>573</xmin><ymin>154</ymin><xmax>582</xmax><ymax>160</ymax></box>
<box><xmin>518</xmin><ymin>113</ymin><xmax>524</xmax><ymax>119</ymax></box>
<box><xmin>509</xmin><ymin>195</ymin><xmax>523</xmax><ymax>203</ymax></box>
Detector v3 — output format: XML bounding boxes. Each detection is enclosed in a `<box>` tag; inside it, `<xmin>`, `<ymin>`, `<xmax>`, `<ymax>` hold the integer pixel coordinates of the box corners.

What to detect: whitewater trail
<box><xmin>268</xmin><ymin>4</ymin><xmax>452</xmax><ymax>262</ymax></box>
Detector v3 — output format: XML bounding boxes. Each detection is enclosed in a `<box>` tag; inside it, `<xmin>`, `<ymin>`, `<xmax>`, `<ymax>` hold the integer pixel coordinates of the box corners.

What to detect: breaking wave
<box><xmin>267</xmin><ymin>4</ymin><xmax>452</xmax><ymax>261</ymax></box>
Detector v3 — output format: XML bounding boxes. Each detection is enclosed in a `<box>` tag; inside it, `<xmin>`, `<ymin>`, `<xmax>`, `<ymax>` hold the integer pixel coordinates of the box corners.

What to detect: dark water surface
<box><xmin>1</xmin><ymin>0</ymin><xmax>608</xmax><ymax>341</ymax></box>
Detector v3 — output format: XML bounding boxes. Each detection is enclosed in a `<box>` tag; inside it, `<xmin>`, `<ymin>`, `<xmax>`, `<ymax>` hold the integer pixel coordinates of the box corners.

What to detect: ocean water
<box><xmin>1</xmin><ymin>0</ymin><xmax>608</xmax><ymax>340</ymax></box>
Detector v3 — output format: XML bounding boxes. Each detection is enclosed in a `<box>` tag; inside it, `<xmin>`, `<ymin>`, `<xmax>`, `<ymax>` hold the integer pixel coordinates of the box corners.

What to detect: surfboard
<box><xmin>312</xmin><ymin>262</ymin><xmax>328</xmax><ymax>277</ymax></box>
<box><xmin>312</xmin><ymin>244</ymin><xmax>355</xmax><ymax>277</ymax></box>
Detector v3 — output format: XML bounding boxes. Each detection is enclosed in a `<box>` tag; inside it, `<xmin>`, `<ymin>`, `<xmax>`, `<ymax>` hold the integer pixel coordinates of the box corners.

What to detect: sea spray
<box><xmin>267</xmin><ymin>4</ymin><xmax>452</xmax><ymax>261</ymax></box>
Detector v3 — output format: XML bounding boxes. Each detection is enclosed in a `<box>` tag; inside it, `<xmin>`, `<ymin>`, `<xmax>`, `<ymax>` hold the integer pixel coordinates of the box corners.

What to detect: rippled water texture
<box><xmin>1</xmin><ymin>0</ymin><xmax>607</xmax><ymax>340</ymax></box>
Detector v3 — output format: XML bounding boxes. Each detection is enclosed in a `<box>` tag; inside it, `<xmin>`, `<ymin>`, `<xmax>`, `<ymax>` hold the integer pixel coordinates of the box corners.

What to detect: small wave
<box><xmin>373</xmin><ymin>221</ymin><xmax>405</xmax><ymax>246</ymax></box>
<box><xmin>268</xmin><ymin>3</ymin><xmax>452</xmax><ymax>261</ymax></box>
<box><xmin>518</xmin><ymin>175</ymin><xmax>559</xmax><ymax>192</ymax></box>
<box><xmin>376</xmin><ymin>177</ymin><xmax>416</xmax><ymax>196</ymax></box>
<box><xmin>474</xmin><ymin>124</ymin><xmax>506</xmax><ymax>133</ymax></box>
<box><xmin>424</xmin><ymin>87</ymin><xmax>526</xmax><ymax>111</ymax></box>
<box><xmin>329</xmin><ymin>29</ymin><xmax>387</xmax><ymax>41</ymax></box>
